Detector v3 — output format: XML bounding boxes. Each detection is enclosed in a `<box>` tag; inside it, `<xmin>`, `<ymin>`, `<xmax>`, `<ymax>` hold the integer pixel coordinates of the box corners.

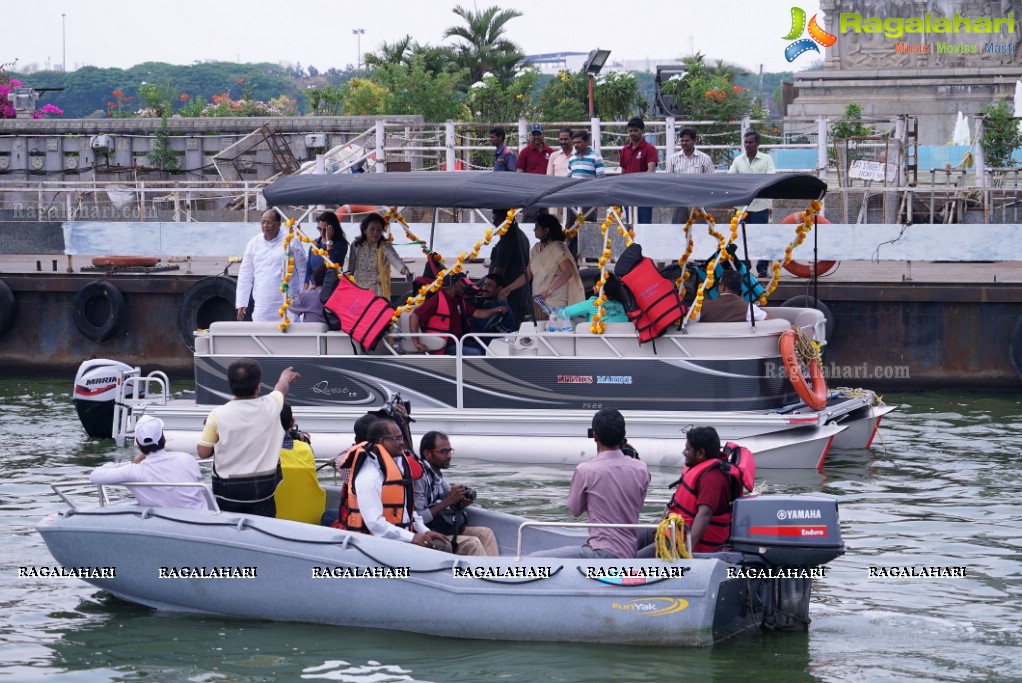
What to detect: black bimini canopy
<box><xmin>263</xmin><ymin>171</ymin><xmax>582</xmax><ymax>209</ymax></box>
<box><xmin>262</xmin><ymin>171</ymin><xmax>826</xmax><ymax>210</ymax></box>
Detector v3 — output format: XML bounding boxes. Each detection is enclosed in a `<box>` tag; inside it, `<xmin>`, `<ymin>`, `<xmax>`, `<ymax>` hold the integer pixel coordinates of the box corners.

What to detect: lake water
<box><xmin>1</xmin><ymin>378</ymin><xmax>1020</xmax><ymax>682</ymax></box>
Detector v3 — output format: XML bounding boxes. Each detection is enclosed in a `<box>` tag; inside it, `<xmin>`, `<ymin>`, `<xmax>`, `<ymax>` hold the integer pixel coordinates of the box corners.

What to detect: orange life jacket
<box><xmin>421</xmin><ymin>291</ymin><xmax>454</xmax><ymax>335</ymax></box>
<box><xmin>619</xmin><ymin>257</ymin><xmax>684</xmax><ymax>343</ymax></box>
<box><xmin>323</xmin><ymin>276</ymin><xmax>396</xmax><ymax>353</ymax></box>
<box><xmin>335</xmin><ymin>444</ymin><xmax>414</xmax><ymax>534</ymax></box>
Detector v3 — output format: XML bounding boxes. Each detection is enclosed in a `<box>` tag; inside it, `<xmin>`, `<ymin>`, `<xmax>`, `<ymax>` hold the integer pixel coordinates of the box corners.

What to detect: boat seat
<box><xmin>761</xmin><ymin>307</ymin><xmax>826</xmax><ymax>342</ymax></box>
<box><xmin>207</xmin><ymin>321</ymin><xmax>328</xmax><ymax>355</ymax></box>
<box><xmin>511</xmin><ymin>322</ymin><xmax>575</xmax><ymax>357</ymax></box>
<box><xmin>394</xmin><ymin>311</ymin><xmax>447</xmax><ymax>354</ymax></box>
<box><xmin>679</xmin><ymin>318</ymin><xmax>791</xmax><ymax>336</ymax></box>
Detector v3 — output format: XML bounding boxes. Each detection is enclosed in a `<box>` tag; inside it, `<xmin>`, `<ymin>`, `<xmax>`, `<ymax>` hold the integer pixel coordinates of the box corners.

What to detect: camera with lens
<box><xmin>456</xmin><ymin>486</ymin><xmax>477</xmax><ymax>507</ymax></box>
<box><xmin>382</xmin><ymin>392</ymin><xmax>412</xmax><ymax>421</ymax></box>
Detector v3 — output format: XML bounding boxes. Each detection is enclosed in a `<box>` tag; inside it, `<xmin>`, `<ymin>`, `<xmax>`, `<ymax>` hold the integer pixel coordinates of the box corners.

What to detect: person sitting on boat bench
<box><xmin>695</xmin><ymin>270</ymin><xmax>768</xmax><ymax>323</ymax></box>
<box><xmin>470</xmin><ymin>274</ymin><xmax>516</xmax><ymax>338</ymax></box>
<box><xmin>196</xmin><ymin>360</ymin><xmax>299</xmax><ymax>517</ymax></box>
<box><xmin>414</xmin><ymin>430</ymin><xmax>499</xmax><ymax>556</ymax></box>
<box><xmin>336</xmin><ymin>418</ymin><xmax>450</xmax><ymax>550</ymax></box>
<box><xmin>409</xmin><ymin>272</ymin><xmax>484</xmax><ymax>356</ymax></box>
<box><xmin>636</xmin><ymin>426</ymin><xmax>734</xmax><ymax>556</ymax></box>
<box><xmin>89</xmin><ymin>416</ymin><xmax>207</xmax><ymax>511</ymax></box>
<box><xmin>531</xmin><ymin>409</ymin><xmax>650</xmax><ymax>559</ymax></box>
<box><xmin>275</xmin><ymin>402</ymin><xmax>326</xmax><ymax>525</ymax></box>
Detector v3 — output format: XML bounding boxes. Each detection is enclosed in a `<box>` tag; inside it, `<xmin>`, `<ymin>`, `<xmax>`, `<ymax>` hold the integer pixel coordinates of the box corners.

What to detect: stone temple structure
<box><xmin>788</xmin><ymin>0</ymin><xmax>1022</xmax><ymax>144</ymax></box>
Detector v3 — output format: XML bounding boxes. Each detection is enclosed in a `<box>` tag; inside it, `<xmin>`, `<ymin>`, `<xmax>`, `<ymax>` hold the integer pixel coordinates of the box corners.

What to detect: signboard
<box><xmin>849</xmin><ymin>159</ymin><xmax>898</xmax><ymax>183</ymax></box>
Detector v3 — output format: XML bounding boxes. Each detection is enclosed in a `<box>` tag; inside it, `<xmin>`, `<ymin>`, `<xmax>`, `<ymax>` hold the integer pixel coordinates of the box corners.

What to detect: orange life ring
<box><xmin>335</xmin><ymin>205</ymin><xmax>381</xmax><ymax>222</ymax></box>
<box><xmin>91</xmin><ymin>256</ymin><xmax>160</xmax><ymax>268</ymax></box>
<box><xmin>778</xmin><ymin>212</ymin><xmax>836</xmax><ymax>277</ymax></box>
<box><xmin>778</xmin><ymin>328</ymin><xmax>827</xmax><ymax>411</ymax></box>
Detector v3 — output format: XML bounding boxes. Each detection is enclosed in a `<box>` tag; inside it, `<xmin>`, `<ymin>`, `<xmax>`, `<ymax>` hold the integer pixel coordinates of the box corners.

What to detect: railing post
<box><xmin>974</xmin><ymin>116</ymin><xmax>986</xmax><ymax>188</ymax></box>
<box><xmin>445</xmin><ymin>119</ymin><xmax>456</xmax><ymax>172</ymax></box>
<box><xmin>375</xmin><ymin>120</ymin><xmax>386</xmax><ymax>173</ymax></box>
<box><xmin>817</xmin><ymin>116</ymin><xmax>828</xmax><ymax>181</ymax></box>
<box><xmin>518</xmin><ymin>117</ymin><xmax>528</xmax><ymax>151</ymax></box>
<box><xmin>665</xmin><ymin>116</ymin><xmax>676</xmax><ymax>162</ymax></box>
<box><xmin>590</xmin><ymin>118</ymin><xmax>601</xmax><ymax>155</ymax></box>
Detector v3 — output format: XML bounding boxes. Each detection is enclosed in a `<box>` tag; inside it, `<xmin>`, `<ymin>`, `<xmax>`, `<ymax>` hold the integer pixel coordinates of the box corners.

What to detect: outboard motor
<box><xmin>73</xmin><ymin>359</ymin><xmax>140</xmax><ymax>439</ymax></box>
<box><xmin>726</xmin><ymin>494</ymin><xmax>844</xmax><ymax>632</ymax></box>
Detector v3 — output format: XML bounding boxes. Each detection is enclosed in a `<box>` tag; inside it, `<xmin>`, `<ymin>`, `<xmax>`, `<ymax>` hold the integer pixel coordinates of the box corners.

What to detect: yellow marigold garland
<box><xmin>589</xmin><ymin>206</ymin><xmax>624</xmax><ymax>334</ymax></box>
<box><xmin>674</xmin><ymin>209</ymin><xmax>701</xmax><ymax>293</ymax></box>
<box><xmin>563</xmin><ymin>210</ymin><xmax>585</xmax><ymax>239</ymax></box>
<box><xmin>389</xmin><ymin>208</ymin><xmax>518</xmax><ymax>324</ymax></box>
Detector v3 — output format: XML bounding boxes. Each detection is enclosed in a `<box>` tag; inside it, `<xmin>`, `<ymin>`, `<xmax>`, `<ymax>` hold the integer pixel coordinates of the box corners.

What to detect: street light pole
<box><xmin>61</xmin><ymin>13</ymin><xmax>66</xmax><ymax>72</ymax></box>
<box><xmin>352</xmin><ymin>28</ymin><xmax>365</xmax><ymax>70</ymax></box>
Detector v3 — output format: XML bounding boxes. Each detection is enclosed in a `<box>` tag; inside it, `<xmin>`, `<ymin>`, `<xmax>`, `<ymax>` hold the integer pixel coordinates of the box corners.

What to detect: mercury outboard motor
<box><xmin>73</xmin><ymin>359</ymin><xmax>140</xmax><ymax>439</ymax></box>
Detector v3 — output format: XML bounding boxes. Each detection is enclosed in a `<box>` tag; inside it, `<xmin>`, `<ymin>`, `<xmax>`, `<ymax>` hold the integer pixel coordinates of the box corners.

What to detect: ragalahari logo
<box><xmin>783</xmin><ymin>7</ymin><xmax>838</xmax><ymax>62</ymax></box>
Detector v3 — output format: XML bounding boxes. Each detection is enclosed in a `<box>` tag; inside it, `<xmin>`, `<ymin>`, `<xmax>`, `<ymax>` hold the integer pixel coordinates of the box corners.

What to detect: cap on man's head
<box><xmin>134</xmin><ymin>416</ymin><xmax>165</xmax><ymax>447</ymax></box>
<box><xmin>442</xmin><ymin>272</ymin><xmax>468</xmax><ymax>287</ymax></box>
<box><xmin>530</xmin><ymin>123</ymin><xmax>544</xmax><ymax>134</ymax></box>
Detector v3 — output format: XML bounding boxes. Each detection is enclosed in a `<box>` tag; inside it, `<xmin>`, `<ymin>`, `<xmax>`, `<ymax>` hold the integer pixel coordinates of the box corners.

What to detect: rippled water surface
<box><xmin>1</xmin><ymin>379</ymin><xmax>1020</xmax><ymax>682</ymax></box>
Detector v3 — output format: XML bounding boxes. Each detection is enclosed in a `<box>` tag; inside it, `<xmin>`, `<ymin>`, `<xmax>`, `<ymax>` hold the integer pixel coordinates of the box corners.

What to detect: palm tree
<box><xmin>364</xmin><ymin>35</ymin><xmax>415</xmax><ymax>68</ymax></box>
<box><xmin>443</xmin><ymin>5</ymin><xmax>525</xmax><ymax>86</ymax></box>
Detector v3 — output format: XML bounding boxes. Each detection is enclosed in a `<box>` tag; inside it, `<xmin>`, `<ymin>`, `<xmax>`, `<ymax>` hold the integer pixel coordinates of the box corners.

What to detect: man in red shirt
<box><xmin>409</xmin><ymin>273</ymin><xmax>482</xmax><ymax>356</ymax></box>
<box><xmin>516</xmin><ymin>123</ymin><xmax>553</xmax><ymax>174</ymax></box>
<box><xmin>619</xmin><ymin>117</ymin><xmax>659</xmax><ymax>223</ymax></box>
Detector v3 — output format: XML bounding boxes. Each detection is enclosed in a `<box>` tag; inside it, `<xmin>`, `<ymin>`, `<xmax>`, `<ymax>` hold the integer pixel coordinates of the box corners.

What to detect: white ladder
<box><xmin>111</xmin><ymin>368</ymin><xmax>171</xmax><ymax>447</ymax></box>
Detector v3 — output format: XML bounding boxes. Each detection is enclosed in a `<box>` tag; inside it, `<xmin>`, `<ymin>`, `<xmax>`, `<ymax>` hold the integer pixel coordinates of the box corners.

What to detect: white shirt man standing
<box><xmin>236</xmin><ymin>208</ymin><xmax>308</xmax><ymax>323</ymax></box>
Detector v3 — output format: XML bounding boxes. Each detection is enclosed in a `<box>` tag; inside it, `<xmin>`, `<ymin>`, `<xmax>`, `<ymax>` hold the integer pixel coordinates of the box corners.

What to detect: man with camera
<box><xmin>532</xmin><ymin>409</ymin><xmax>650</xmax><ymax>558</ymax></box>
<box><xmin>413</xmin><ymin>431</ymin><xmax>499</xmax><ymax>556</ymax></box>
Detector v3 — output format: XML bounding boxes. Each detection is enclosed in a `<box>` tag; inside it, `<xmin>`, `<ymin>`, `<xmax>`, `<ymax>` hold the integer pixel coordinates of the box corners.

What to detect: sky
<box><xmin>6</xmin><ymin>0</ymin><xmax>823</xmax><ymax>75</ymax></box>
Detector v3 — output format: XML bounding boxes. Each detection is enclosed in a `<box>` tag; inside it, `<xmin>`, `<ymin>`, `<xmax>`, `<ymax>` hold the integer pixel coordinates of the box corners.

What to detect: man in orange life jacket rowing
<box><xmin>334</xmin><ymin>418</ymin><xmax>449</xmax><ymax>550</ymax></box>
<box><xmin>408</xmin><ymin>272</ymin><xmax>484</xmax><ymax>356</ymax></box>
<box><xmin>636</xmin><ymin>426</ymin><xmax>755</xmax><ymax>556</ymax></box>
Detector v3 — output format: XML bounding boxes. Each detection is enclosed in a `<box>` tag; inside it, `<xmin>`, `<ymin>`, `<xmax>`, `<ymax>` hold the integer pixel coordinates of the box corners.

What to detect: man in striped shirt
<box><xmin>566</xmin><ymin>130</ymin><xmax>604</xmax><ymax>258</ymax></box>
<box><xmin>567</xmin><ymin>130</ymin><xmax>605</xmax><ymax>178</ymax></box>
<box><xmin>667</xmin><ymin>127</ymin><xmax>715</xmax><ymax>224</ymax></box>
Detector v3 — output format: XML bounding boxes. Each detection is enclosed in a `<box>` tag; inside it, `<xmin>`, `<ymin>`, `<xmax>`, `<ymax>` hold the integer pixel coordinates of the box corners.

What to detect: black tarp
<box><xmin>262</xmin><ymin>171</ymin><xmax>827</xmax><ymax>210</ymax></box>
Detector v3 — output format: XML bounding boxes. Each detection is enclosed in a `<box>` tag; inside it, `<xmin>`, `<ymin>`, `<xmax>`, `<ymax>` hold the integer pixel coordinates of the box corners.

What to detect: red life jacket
<box><xmin>619</xmin><ymin>257</ymin><xmax>684</xmax><ymax>343</ymax></box>
<box><xmin>421</xmin><ymin>292</ymin><xmax>454</xmax><ymax>335</ymax></box>
<box><xmin>666</xmin><ymin>442</ymin><xmax>755</xmax><ymax>552</ymax></box>
<box><xmin>323</xmin><ymin>276</ymin><xmax>396</xmax><ymax>353</ymax></box>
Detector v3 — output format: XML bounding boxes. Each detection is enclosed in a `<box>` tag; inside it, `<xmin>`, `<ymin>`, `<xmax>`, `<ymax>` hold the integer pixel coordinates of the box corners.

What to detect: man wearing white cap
<box><xmin>89</xmin><ymin>416</ymin><xmax>207</xmax><ymax>510</ymax></box>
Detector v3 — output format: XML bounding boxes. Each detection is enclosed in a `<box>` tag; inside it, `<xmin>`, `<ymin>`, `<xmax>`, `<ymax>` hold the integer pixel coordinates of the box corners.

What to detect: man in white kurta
<box><xmin>235</xmin><ymin>209</ymin><xmax>308</xmax><ymax>322</ymax></box>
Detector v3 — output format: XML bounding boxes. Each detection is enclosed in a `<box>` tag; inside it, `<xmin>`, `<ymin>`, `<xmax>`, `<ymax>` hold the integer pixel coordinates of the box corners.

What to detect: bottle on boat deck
<box><xmin>534</xmin><ymin>295</ymin><xmax>552</xmax><ymax>317</ymax></box>
<box><xmin>547</xmin><ymin>308</ymin><xmax>561</xmax><ymax>332</ymax></box>
<box><xmin>557</xmin><ymin>307</ymin><xmax>572</xmax><ymax>332</ymax></box>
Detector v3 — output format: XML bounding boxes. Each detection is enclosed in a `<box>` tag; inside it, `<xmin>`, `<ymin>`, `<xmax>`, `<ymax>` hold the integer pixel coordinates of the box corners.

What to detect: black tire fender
<box><xmin>1010</xmin><ymin>313</ymin><xmax>1022</xmax><ymax>382</ymax></box>
<box><xmin>781</xmin><ymin>295</ymin><xmax>835</xmax><ymax>343</ymax></box>
<box><xmin>73</xmin><ymin>280</ymin><xmax>126</xmax><ymax>343</ymax></box>
<box><xmin>0</xmin><ymin>279</ymin><xmax>15</xmax><ymax>337</ymax></box>
<box><xmin>178</xmin><ymin>276</ymin><xmax>241</xmax><ymax>350</ymax></box>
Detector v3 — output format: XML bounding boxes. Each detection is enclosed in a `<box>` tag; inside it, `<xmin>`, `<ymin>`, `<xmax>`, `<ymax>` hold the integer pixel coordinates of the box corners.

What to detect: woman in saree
<box><xmin>499</xmin><ymin>213</ymin><xmax>583</xmax><ymax>322</ymax></box>
<box><xmin>344</xmin><ymin>212</ymin><xmax>411</xmax><ymax>299</ymax></box>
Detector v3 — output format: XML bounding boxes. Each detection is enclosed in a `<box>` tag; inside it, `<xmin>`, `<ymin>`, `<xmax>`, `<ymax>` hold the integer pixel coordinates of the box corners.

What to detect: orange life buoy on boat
<box><xmin>778</xmin><ymin>212</ymin><xmax>837</xmax><ymax>278</ymax></box>
<box><xmin>335</xmin><ymin>205</ymin><xmax>381</xmax><ymax>222</ymax></box>
<box><xmin>91</xmin><ymin>256</ymin><xmax>161</xmax><ymax>268</ymax></box>
<box><xmin>778</xmin><ymin>328</ymin><xmax>827</xmax><ymax>411</ymax></box>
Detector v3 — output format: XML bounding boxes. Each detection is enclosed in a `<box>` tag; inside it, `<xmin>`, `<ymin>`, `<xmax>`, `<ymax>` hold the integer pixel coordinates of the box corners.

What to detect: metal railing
<box><xmin>50</xmin><ymin>481</ymin><xmax>219</xmax><ymax>512</ymax></box>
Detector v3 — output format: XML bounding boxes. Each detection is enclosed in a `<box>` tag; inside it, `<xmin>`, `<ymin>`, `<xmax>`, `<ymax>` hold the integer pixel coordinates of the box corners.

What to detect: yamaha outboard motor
<box><xmin>715</xmin><ymin>494</ymin><xmax>844</xmax><ymax>635</ymax></box>
<box><xmin>73</xmin><ymin>359</ymin><xmax>140</xmax><ymax>439</ymax></box>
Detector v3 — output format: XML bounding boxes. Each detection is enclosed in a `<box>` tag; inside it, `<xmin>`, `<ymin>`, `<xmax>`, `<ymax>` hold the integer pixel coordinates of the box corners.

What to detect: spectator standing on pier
<box><xmin>517</xmin><ymin>124</ymin><xmax>553</xmax><ymax>174</ymax></box>
<box><xmin>727</xmin><ymin>131</ymin><xmax>775</xmax><ymax>277</ymax></box>
<box><xmin>236</xmin><ymin>209</ymin><xmax>308</xmax><ymax>323</ymax></box>
<box><xmin>667</xmin><ymin>127</ymin><xmax>715</xmax><ymax>224</ymax></box>
<box><xmin>490</xmin><ymin>126</ymin><xmax>517</xmax><ymax>172</ymax></box>
<box><xmin>618</xmin><ymin>117</ymin><xmax>659</xmax><ymax>224</ymax></box>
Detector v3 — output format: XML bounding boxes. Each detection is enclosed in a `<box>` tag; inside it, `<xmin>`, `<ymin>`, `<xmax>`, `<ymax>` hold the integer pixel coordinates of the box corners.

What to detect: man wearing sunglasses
<box><xmin>414</xmin><ymin>431</ymin><xmax>499</xmax><ymax>556</ymax></box>
<box><xmin>336</xmin><ymin>419</ymin><xmax>449</xmax><ymax>550</ymax></box>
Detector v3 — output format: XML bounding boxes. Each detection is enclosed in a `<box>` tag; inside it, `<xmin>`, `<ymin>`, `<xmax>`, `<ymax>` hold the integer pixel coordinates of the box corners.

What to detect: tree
<box><xmin>357</xmin><ymin>55</ymin><xmax>470</xmax><ymax>122</ymax></box>
<box><xmin>536</xmin><ymin>70</ymin><xmax>646</xmax><ymax>121</ymax></box>
<box><xmin>464</xmin><ymin>68</ymin><xmax>541</xmax><ymax>121</ymax></box>
<box><xmin>980</xmin><ymin>99</ymin><xmax>1022</xmax><ymax>168</ymax></box>
<box><xmin>443</xmin><ymin>5</ymin><xmax>524</xmax><ymax>86</ymax></box>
